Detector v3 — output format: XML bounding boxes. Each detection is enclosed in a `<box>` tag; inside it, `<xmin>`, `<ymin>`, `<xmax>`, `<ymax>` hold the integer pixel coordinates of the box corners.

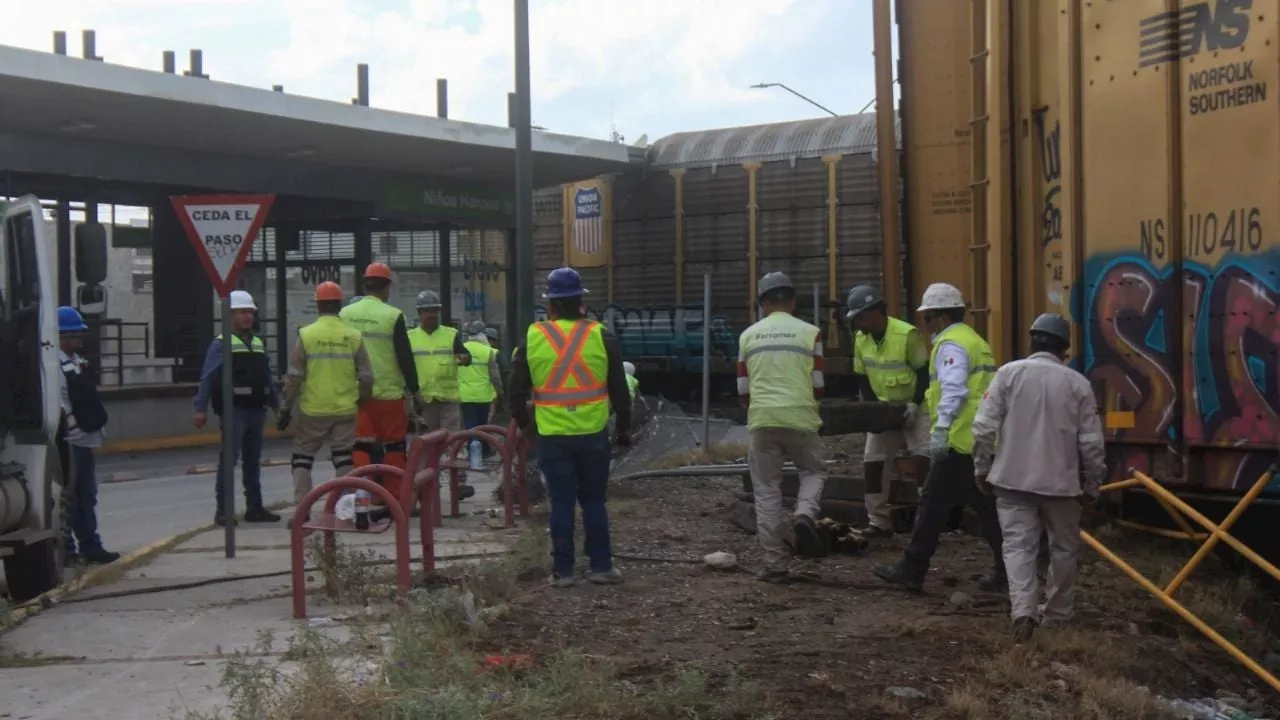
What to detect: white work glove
<box><xmin>902</xmin><ymin>402</ymin><xmax>920</xmax><ymax>425</ymax></box>
<box><xmin>925</xmin><ymin>427</ymin><xmax>950</xmax><ymax>460</ymax></box>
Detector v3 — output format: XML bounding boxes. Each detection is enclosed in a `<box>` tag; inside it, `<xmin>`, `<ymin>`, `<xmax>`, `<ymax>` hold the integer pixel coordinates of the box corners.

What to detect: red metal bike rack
<box><xmin>443</xmin><ymin>428</ymin><xmax>511</xmax><ymax>525</ymax></box>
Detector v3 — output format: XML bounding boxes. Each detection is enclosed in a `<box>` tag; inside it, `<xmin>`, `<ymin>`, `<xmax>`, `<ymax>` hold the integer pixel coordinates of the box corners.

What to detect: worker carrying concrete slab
<box><xmin>738</xmin><ymin>271</ymin><xmax>828</xmax><ymax>583</ymax></box>
<box><xmin>873</xmin><ymin>283</ymin><xmax>1005</xmax><ymax>593</ymax></box>
<box><xmin>278</xmin><ymin>281</ymin><xmax>374</xmax><ymax>525</ymax></box>
<box><xmin>507</xmin><ymin>267</ymin><xmax>632</xmax><ymax>588</ymax></box>
<box><xmin>971</xmin><ymin>312</ymin><xmax>1105</xmax><ymax>643</ymax></box>
<box><xmin>192</xmin><ymin>290</ymin><xmax>282</xmax><ymax>527</ymax></box>
<box><xmin>846</xmin><ymin>284</ymin><xmax>931</xmax><ymax>538</ymax></box>
<box><xmin>339</xmin><ymin>263</ymin><xmax>423</xmax><ymax>504</ymax></box>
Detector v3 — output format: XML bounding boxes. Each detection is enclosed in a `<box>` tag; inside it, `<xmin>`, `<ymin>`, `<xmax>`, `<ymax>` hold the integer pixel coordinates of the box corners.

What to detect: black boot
<box><xmin>458</xmin><ymin>483</ymin><xmax>477</xmax><ymax>501</ymax></box>
<box><xmin>792</xmin><ymin>514</ymin><xmax>827</xmax><ymax>558</ymax></box>
<box><xmin>244</xmin><ymin>506</ymin><xmax>282</xmax><ymax>523</ymax></box>
<box><xmin>82</xmin><ymin>547</ymin><xmax>121</xmax><ymax>565</ymax></box>
<box><xmin>873</xmin><ymin>560</ymin><xmax>925</xmax><ymax>592</ymax></box>
<box><xmin>213</xmin><ymin>513</ymin><xmax>236</xmax><ymax>527</ymax></box>
<box><xmin>1012</xmin><ymin>615</ymin><xmax>1038</xmax><ymax>644</ymax></box>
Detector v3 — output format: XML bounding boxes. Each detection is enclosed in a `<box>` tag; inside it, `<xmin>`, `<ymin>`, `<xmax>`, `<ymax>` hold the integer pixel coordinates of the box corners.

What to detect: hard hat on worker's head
<box><xmin>364</xmin><ymin>262</ymin><xmax>393</xmax><ymax>281</ymax></box>
<box><xmin>347</xmin><ymin>295</ymin><xmax>364</xmax><ymax>306</ymax></box>
<box><xmin>484</xmin><ymin>327</ymin><xmax>500</xmax><ymax>341</ymax></box>
<box><xmin>757</xmin><ymin>271</ymin><xmax>794</xmax><ymax>300</ymax></box>
<box><xmin>467</xmin><ymin>320</ymin><xmax>487</xmax><ymax>335</ymax></box>
<box><xmin>543</xmin><ymin>267</ymin><xmax>588</xmax><ymax>299</ymax></box>
<box><xmin>916</xmin><ymin>283</ymin><xmax>966</xmax><ymax>312</ymax></box>
<box><xmin>313</xmin><ymin>281</ymin><xmax>343</xmax><ymax>303</ymax></box>
<box><xmin>845</xmin><ymin>285</ymin><xmax>884</xmax><ymax>320</ymax></box>
<box><xmin>415</xmin><ymin>290</ymin><xmax>442</xmax><ymax>310</ymax></box>
<box><xmin>1029</xmin><ymin>312</ymin><xmax>1071</xmax><ymax>345</ymax></box>
<box><xmin>229</xmin><ymin>290</ymin><xmax>257</xmax><ymax>311</ymax></box>
<box><xmin>57</xmin><ymin>306</ymin><xmax>88</xmax><ymax>334</ymax></box>
<box><xmin>623</xmin><ymin>361</ymin><xmax>636</xmax><ymax>376</ymax></box>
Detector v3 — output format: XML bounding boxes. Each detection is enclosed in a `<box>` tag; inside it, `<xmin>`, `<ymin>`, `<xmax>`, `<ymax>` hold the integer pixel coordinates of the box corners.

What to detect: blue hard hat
<box><xmin>542</xmin><ymin>267</ymin><xmax>589</xmax><ymax>299</ymax></box>
<box><xmin>57</xmin><ymin>306</ymin><xmax>88</xmax><ymax>334</ymax></box>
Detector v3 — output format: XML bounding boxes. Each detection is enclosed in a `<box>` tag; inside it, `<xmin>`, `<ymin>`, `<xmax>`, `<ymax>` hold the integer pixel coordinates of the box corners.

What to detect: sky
<box><xmin>0</xmin><ymin>0</ymin><xmax>888</xmax><ymax>143</ymax></box>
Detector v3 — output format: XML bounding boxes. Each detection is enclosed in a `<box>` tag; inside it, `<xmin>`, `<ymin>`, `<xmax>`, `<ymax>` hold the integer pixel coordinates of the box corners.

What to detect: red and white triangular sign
<box><xmin>170</xmin><ymin>194</ymin><xmax>275</xmax><ymax>297</ymax></box>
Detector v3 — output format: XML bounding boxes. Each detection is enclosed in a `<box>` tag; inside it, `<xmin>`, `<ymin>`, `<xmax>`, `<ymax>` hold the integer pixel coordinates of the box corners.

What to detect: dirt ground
<box><xmin>480</xmin><ymin>435</ymin><xmax>1280</xmax><ymax>720</ymax></box>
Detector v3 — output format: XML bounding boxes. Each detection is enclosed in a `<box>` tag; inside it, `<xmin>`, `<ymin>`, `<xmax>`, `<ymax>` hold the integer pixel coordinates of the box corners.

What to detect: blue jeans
<box><xmin>215</xmin><ymin>407</ymin><xmax>267</xmax><ymax>515</ymax></box>
<box><xmin>64</xmin><ymin>444</ymin><xmax>103</xmax><ymax>555</ymax></box>
<box><xmin>536</xmin><ymin>430</ymin><xmax>613</xmax><ymax>578</ymax></box>
<box><xmin>460</xmin><ymin>402</ymin><xmax>491</xmax><ymax>430</ymax></box>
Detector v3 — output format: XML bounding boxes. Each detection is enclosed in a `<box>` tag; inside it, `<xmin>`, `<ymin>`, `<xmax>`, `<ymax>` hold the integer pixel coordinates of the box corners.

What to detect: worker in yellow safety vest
<box><xmin>278</xmin><ymin>281</ymin><xmax>373</xmax><ymax>524</ymax></box>
<box><xmin>458</xmin><ymin>320</ymin><xmax>503</xmax><ymax>431</ymax></box>
<box><xmin>507</xmin><ymin>267</ymin><xmax>632</xmax><ymax>588</ymax></box>
<box><xmin>873</xmin><ymin>282</ymin><xmax>1005</xmax><ymax>593</ymax></box>
<box><xmin>407</xmin><ymin>289</ymin><xmax>472</xmax><ymax>430</ymax></box>
<box><xmin>846</xmin><ymin>285</ymin><xmax>931</xmax><ymax>539</ymax></box>
<box><xmin>623</xmin><ymin>361</ymin><xmax>639</xmax><ymax>408</ymax></box>
<box><xmin>738</xmin><ymin>272</ymin><xmax>829</xmax><ymax>583</ymax></box>
<box><xmin>339</xmin><ymin>263</ymin><xmax>424</xmax><ymax>504</ymax></box>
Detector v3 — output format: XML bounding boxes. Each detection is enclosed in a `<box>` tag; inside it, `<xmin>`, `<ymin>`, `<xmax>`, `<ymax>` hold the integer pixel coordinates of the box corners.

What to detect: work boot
<box><xmin>872</xmin><ymin>561</ymin><xmax>925</xmax><ymax>592</ymax></box>
<box><xmin>458</xmin><ymin>483</ymin><xmax>477</xmax><ymax>501</ymax></box>
<box><xmin>863</xmin><ymin>525</ymin><xmax>895</xmax><ymax>540</ymax></box>
<box><xmin>588</xmin><ymin>569</ymin><xmax>623</xmax><ymax>585</ymax></box>
<box><xmin>213</xmin><ymin>513</ymin><xmax>236</xmax><ymax>528</ymax></box>
<box><xmin>1012</xmin><ymin>615</ymin><xmax>1039</xmax><ymax>644</ymax></box>
<box><xmin>978</xmin><ymin>570</ymin><xmax>1008</xmax><ymax>593</ymax></box>
<box><xmin>82</xmin><ymin>547</ymin><xmax>121</xmax><ymax>565</ymax></box>
<box><xmin>793</xmin><ymin>514</ymin><xmax>827</xmax><ymax>558</ymax></box>
<box><xmin>756</xmin><ymin>568</ymin><xmax>792</xmax><ymax>584</ymax></box>
<box><xmin>551</xmin><ymin>573</ymin><xmax>578</xmax><ymax>589</ymax></box>
<box><xmin>244</xmin><ymin>506</ymin><xmax>282</xmax><ymax>523</ymax></box>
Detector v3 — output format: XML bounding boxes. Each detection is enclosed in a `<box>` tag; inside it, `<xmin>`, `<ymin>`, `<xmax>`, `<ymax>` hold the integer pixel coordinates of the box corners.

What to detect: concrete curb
<box><xmin>4</xmin><ymin>529</ymin><xmax>196</xmax><ymax>629</ymax></box>
<box><xmin>98</xmin><ymin>458</ymin><xmax>291</xmax><ymax>484</ymax></box>
<box><xmin>100</xmin><ymin>427</ymin><xmax>294</xmax><ymax>456</ymax></box>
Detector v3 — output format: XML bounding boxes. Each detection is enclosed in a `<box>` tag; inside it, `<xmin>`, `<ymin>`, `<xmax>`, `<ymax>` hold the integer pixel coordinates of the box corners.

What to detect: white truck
<box><xmin>0</xmin><ymin>195</ymin><xmax>107</xmax><ymax>602</ymax></box>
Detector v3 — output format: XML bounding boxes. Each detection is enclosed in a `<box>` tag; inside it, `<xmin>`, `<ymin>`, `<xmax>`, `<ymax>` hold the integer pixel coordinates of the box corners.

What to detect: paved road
<box><xmin>96</xmin><ymin>461</ymin><xmax>295</xmax><ymax>556</ymax></box>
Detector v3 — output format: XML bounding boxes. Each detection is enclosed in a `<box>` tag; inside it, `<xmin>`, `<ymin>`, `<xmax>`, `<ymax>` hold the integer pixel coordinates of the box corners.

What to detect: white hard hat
<box><xmin>917</xmin><ymin>283</ymin><xmax>965</xmax><ymax>312</ymax></box>
<box><xmin>229</xmin><ymin>290</ymin><xmax>257</xmax><ymax>311</ymax></box>
<box><xmin>623</xmin><ymin>361</ymin><xmax>636</xmax><ymax>375</ymax></box>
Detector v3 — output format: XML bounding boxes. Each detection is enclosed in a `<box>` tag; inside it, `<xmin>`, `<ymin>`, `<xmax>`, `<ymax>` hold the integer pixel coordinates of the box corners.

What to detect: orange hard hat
<box><xmin>364</xmin><ymin>262</ymin><xmax>393</xmax><ymax>281</ymax></box>
<box><xmin>314</xmin><ymin>281</ymin><xmax>343</xmax><ymax>302</ymax></box>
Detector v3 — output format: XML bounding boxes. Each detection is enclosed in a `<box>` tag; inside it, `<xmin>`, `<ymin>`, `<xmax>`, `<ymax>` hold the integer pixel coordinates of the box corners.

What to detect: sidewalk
<box><xmin>97</xmin><ymin>439</ymin><xmax>295</xmax><ymax>483</ymax></box>
<box><xmin>0</xmin><ymin>468</ymin><xmax>523</xmax><ymax>720</ymax></box>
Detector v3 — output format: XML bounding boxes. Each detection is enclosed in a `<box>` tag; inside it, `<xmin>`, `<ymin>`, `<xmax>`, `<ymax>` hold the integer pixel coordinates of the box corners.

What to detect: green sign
<box><xmin>381</xmin><ymin>180</ymin><xmax>514</xmax><ymax>225</ymax></box>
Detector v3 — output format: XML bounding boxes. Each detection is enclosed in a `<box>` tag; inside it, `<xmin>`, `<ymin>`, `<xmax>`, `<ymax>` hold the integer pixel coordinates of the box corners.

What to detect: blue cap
<box><xmin>57</xmin><ymin>306</ymin><xmax>88</xmax><ymax>334</ymax></box>
<box><xmin>542</xmin><ymin>267</ymin><xmax>589</xmax><ymax>299</ymax></box>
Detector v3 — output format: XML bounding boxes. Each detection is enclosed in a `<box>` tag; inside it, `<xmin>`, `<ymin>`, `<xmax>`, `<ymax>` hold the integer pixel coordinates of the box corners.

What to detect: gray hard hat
<box><xmin>414</xmin><ymin>290</ymin><xmax>442</xmax><ymax>309</ymax></box>
<box><xmin>757</xmin><ymin>271</ymin><xmax>794</xmax><ymax>300</ymax></box>
<box><xmin>845</xmin><ymin>285</ymin><xmax>884</xmax><ymax>320</ymax></box>
<box><xmin>484</xmin><ymin>327</ymin><xmax>500</xmax><ymax>341</ymax></box>
<box><xmin>466</xmin><ymin>320</ymin><xmax>487</xmax><ymax>335</ymax></box>
<box><xmin>1029</xmin><ymin>312</ymin><xmax>1071</xmax><ymax>344</ymax></box>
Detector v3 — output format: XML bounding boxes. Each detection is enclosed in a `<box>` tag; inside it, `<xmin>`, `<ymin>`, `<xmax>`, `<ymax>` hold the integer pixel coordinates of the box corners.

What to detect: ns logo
<box><xmin>1138</xmin><ymin>0</ymin><xmax>1251</xmax><ymax>68</ymax></box>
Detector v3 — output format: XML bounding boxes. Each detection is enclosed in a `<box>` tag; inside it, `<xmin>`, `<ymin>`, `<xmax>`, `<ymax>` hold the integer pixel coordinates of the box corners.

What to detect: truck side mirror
<box><xmin>74</xmin><ymin>223</ymin><xmax>108</xmax><ymax>285</ymax></box>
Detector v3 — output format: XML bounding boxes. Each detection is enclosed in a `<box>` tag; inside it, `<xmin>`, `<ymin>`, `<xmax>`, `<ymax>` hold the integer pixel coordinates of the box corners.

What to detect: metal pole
<box><xmin>219</xmin><ymin>296</ymin><xmax>236</xmax><ymax>558</ymax></box>
<box><xmin>812</xmin><ymin>283</ymin><xmax>820</xmax><ymax>325</ymax></box>
<box><xmin>701</xmin><ymin>273</ymin><xmax>711</xmax><ymax>451</ymax></box>
<box><xmin>513</xmin><ymin>0</ymin><xmax>535</xmax><ymax>339</ymax></box>
<box><xmin>872</xmin><ymin>0</ymin><xmax>902</xmax><ymax>316</ymax></box>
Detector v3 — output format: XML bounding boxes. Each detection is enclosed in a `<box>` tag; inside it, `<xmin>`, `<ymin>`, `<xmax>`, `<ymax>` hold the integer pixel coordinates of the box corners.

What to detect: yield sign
<box><xmin>170</xmin><ymin>194</ymin><xmax>275</xmax><ymax>297</ymax></box>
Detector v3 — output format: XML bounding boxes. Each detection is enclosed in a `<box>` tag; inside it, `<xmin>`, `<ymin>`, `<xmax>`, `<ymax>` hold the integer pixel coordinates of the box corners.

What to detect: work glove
<box><xmin>275</xmin><ymin>409</ymin><xmax>292</xmax><ymax>432</ymax></box>
<box><xmin>902</xmin><ymin>402</ymin><xmax>921</xmax><ymax>425</ymax></box>
<box><xmin>925</xmin><ymin>427</ymin><xmax>950</xmax><ymax>460</ymax></box>
<box><xmin>974</xmin><ymin>471</ymin><xmax>990</xmax><ymax>496</ymax></box>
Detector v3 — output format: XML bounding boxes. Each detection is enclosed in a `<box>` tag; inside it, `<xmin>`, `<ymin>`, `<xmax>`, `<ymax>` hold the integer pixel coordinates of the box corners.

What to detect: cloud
<box><xmin>0</xmin><ymin>0</ymin><xmax>869</xmax><ymax>139</ymax></box>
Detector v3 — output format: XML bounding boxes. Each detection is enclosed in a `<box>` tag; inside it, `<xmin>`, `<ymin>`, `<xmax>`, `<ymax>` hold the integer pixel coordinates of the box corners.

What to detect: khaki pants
<box><xmin>292</xmin><ymin>413</ymin><xmax>357</xmax><ymax>503</ymax></box>
<box><xmin>417</xmin><ymin>401</ymin><xmax>461</xmax><ymax>432</ymax></box>
<box><xmin>995</xmin><ymin>487</ymin><xmax>1082</xmax><ymax>623</ymax></box>
<box><xmin>749</xmin><ymin>427</ymin><xmax>827</xmax><ymax>571</ymax></box>
<box><xmin>862</xmin><ymin>409</ymin><xmax>930</xmax><ymax>530</ymax></box>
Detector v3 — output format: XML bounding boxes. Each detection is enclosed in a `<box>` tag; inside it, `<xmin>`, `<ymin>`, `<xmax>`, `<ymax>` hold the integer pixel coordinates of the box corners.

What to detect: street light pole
<box><xmin>513</xmin><ymin>0</ymin><xmax>535</xmax><ymax>339</ymax></box>
<box><xmin>750</xmin><ymin>82</ymin><xmax>839</xmax><ymax>117</ymax></box>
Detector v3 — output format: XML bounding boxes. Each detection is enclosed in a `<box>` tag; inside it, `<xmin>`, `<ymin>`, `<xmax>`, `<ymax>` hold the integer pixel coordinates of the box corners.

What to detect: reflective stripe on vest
<box><xmin>458</xmin><ymin>341</ymin><xmax>497</xmax><ymax>403</ymax></box>
<box><xmin>409</xmin><ymin>325</ymin><xmax>461</xmax><ymax>402</ymax></box>
<box><xmin>738</xmin><ymin>312</ymin><xmax>821</xmax><ymax>432</ymax></box>
<box><xmin>925</xmin><ymin>323</ymin><xmax>996</xmax><ymax>454</ymax></box>
<box><xmin>854</xmin><ymin>317</ymin><xmax>920</xmax><ymax>403</ymax></box>
<box><xmin>298</xmin><ymin>315</ymin><xmax>363</xmax><ymax>416</ymax></box>
<box><xmin>526</xmin><ymin>319</ymin><xmax>609</xmax><ymax>436</ymax></box>
<box><xmin>339</xmin><ymin>297</ymin><xmax>404</xmax><ymax>400</ymax></box>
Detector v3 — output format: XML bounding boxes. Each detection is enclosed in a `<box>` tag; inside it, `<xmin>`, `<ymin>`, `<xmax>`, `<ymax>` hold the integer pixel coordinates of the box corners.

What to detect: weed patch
<box><xmin>647</xmin><ymin>443</ymin><xmax>748</xmax><ymax>471</ymax></box>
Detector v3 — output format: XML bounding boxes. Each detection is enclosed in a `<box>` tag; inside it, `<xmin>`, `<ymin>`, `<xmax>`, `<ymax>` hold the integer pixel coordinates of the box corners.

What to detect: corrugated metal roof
<box><xmin>647</xmin><ymin>112</ymin><xmax>900</xmax><ymax>170</ymax></box>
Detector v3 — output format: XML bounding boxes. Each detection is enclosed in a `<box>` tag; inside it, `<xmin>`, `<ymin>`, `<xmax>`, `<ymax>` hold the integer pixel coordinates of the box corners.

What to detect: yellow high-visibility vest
<box><xmin>297</xmin><ymin>315</ymin><xmax>363</xmax><ymax>416</ymax></box>
<box><xmin>925</xmin><ymin>322</ymin><xmax>996</xmax><ymax>454</ymax></box>
<box><xmin>853</xmin><ymin>316</ymin><xmax>925</xmax><ymax>403</ymax></box>
<box><xmin>339</xmin><ymin>297</ymin><xmax>405</xmax><ymax>401</ymax></box>
<box><xmin>408</xmin><ymin>325</ymin><xmax>461</xmax><ymax>403</ymax></box>
<box><xmin>526</xmin><ymin>319</ymin><xmax>609</xmax><ymax>436</ymax></box>
<box><xmin>738</xmin><ymin>312</ymin><xmax>821</xmax><ymax>432</ymax></box>
<box><xmin>458</xmin><ymin>340</ymin><xmax>497</xmax><ymax>403</ymax></box>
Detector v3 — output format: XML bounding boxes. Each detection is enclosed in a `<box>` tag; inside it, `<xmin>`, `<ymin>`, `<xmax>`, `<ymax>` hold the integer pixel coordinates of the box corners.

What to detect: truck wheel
<box><xmin>2</xmin><ymin>442</ymin><xmax>66</xmax><ymax>603</ymax></box>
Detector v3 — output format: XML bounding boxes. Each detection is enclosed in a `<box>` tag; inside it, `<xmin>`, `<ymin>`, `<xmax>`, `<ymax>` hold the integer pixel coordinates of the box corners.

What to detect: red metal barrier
<box><xmin>444</xmin><ymin>428</ymin><xmax>511</xmax><ymax>525</ymax></box>
<box><xmin>290</xmin><ymin>476</ymin><xmax>410</xmax><ymax>619</ymax></box>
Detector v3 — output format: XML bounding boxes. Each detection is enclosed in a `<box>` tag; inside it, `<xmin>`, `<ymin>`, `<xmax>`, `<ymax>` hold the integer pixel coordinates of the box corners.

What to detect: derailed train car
<box><xmin>895</xmin><ymin>0</ymin><xmax>1279</xmax><ymax>496</ymax></box>
<box><xmin>531</xmin><ymin>114</ymin><xmax>901</xmax><ymax>389</ymax></box>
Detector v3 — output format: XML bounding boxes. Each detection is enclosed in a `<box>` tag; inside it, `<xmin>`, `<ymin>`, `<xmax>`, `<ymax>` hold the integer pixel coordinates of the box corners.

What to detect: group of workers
<box><xmin>739</xmin><ymin>271</ymin><xmax>1105</xmax><ymax>643</ymax></box>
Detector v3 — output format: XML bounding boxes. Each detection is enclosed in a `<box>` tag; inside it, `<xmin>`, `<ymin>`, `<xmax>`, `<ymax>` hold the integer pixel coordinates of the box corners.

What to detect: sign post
<box><xmin>170</xmin><ymin>194</ymin><xmax>275</xmax><ymax>559</ymax></box>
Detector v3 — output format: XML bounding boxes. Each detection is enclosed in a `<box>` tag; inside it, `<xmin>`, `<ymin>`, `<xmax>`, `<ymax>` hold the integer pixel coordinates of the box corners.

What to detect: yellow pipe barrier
<box><xmin>1084</xmin><ymin>466</ymin><xmax>1280</xmax><ymax>694</ymax></box>
<box><xmin>1113</xmin><ymin>519</ymin><xmax>1206</xmax><ymax>542</ymax></box>
<box><xmin>1079</xmin><ymin>528</ymin><xmax>1280</xmax><ymax>695</ymax></box>
<box><xmin>1102</xmin><ymin>476</ymin><xmax>1202</xmax><ymax>539</ymax></box>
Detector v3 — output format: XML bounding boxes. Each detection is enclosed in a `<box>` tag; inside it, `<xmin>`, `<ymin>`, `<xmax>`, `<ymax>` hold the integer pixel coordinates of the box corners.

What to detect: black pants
<box><xmin>903</xmin><ymin>450</ymin><xmax>1003</xmax><ymax>577</ymax></box>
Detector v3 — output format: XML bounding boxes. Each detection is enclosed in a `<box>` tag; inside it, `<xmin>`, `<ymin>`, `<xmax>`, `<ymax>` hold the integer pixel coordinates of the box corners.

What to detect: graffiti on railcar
<box><xmin>1078</xmin><ymin>251</ymin><xmax>1279</xmax><ymax>489</ymax></box>
<box><xmin>533</xmin><ymin>303</ymin><xmax>741</xmax><ymax>362</ymax></box>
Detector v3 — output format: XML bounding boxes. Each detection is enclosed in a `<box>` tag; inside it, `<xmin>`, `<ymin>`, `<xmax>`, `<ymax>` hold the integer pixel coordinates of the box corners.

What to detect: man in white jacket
<box><xmin>972</xmin><ymin>312</ymin><xmax>1106</xmax><ymax>643</ymax></box>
